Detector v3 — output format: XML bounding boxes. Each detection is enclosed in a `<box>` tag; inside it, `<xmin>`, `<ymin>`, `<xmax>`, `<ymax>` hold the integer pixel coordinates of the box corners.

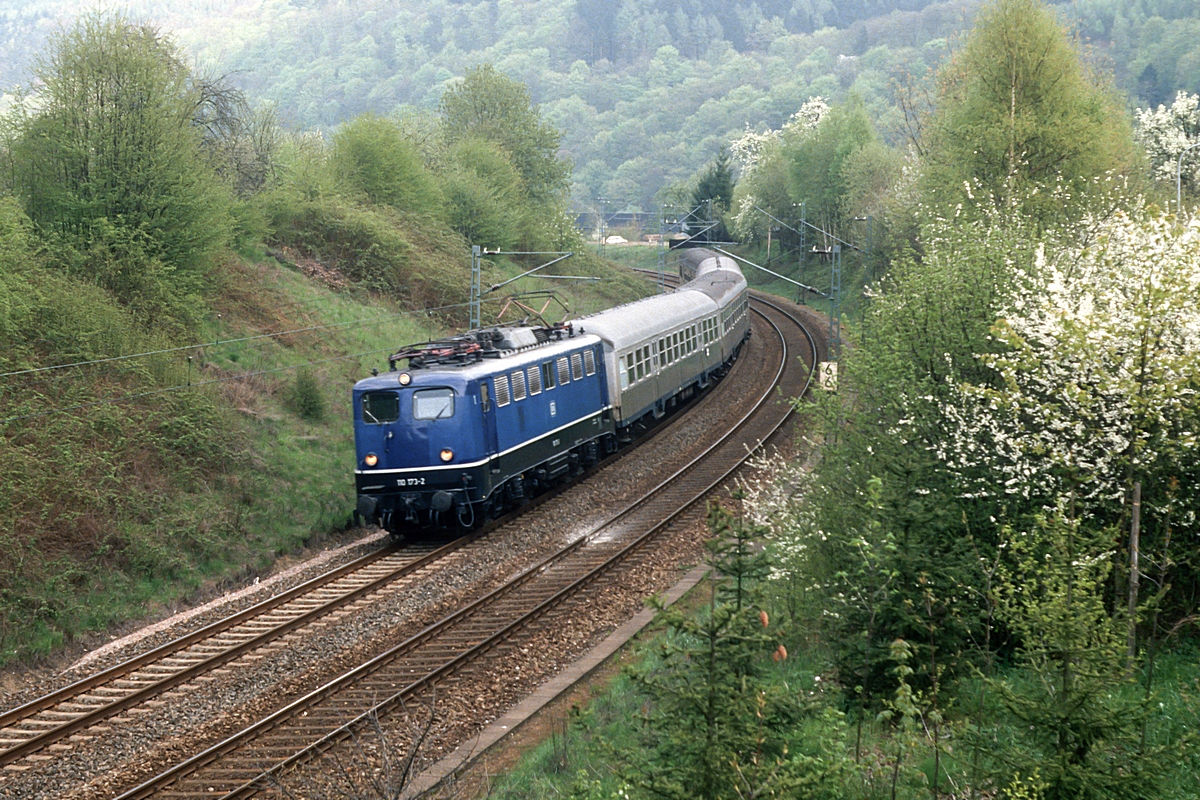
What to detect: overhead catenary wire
<box><xmin>0</xmin><ymin>300</ymin><xmax>478</xmax><ymax>381</ymax></box>
<box><xmin>0</xmin><ymin>346</ymin><xmax>404</xmax><ymax>427</ymax></box>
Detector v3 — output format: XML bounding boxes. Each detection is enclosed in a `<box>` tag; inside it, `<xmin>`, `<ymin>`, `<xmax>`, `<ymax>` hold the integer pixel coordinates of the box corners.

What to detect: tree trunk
<box><xmin>1126</xmin><ymin>481</ymin><xmax>1142</xmax><ymax>672</ymax></box>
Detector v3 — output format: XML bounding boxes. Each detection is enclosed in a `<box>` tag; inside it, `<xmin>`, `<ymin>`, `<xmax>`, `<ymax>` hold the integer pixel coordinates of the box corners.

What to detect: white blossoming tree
<box><xmin>728</xmin><ymin>97</ymin><xmax>828</xmax><ymax>242</ymax></box>
<box><xmin>1134</xmin><ymin>91</ymin><xmax>1200</xmax><ymax>197</ymax></box>
<box><xmin>939</xmin><ymin>209</ymin><xmax>1200</xmax><ymax>511</ymax></box>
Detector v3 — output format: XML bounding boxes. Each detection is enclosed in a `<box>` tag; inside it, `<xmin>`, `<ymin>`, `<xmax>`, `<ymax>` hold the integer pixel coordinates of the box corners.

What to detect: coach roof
<box><xmin>579</xmin><ymin>289</ymin><xmax>717</xmax><ymax>352</ymax></box>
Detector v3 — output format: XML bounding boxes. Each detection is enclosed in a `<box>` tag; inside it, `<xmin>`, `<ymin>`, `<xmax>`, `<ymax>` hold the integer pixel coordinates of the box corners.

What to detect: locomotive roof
<box><xmin>354</xmin><ymin>331</ymin><xmax>604</xmax><ymax>392</ymax></box>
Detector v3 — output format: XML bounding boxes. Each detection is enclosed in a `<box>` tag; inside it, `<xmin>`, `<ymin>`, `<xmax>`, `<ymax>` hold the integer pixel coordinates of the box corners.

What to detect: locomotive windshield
<box><xmin>413</xmin><ymin>388</ymin><xmax>455</xmax><ymax>420</ymax></box>
<box><xmin>361</xmin><ymin>391</ymin><xmax>400</xmax><ymax>424</ymax></box>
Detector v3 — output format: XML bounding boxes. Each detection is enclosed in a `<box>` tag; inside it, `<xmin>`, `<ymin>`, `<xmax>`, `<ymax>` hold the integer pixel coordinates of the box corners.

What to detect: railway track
<box><xmin>0</xmin><ymin>286</ymin><xmax>817</xmax><ymax>799</ymax></box>
<box><xmin>0</xmin><ymin>542</ymin><xmax>457</xmax><ymax>769</ymax></box>
<box><xmin>107</xmin><ymin>294</ymin><xmax>816</xmax><ymax>799</ymax></box>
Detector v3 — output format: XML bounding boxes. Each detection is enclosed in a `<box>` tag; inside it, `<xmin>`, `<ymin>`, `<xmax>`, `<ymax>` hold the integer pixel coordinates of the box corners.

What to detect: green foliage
<box><xmin>692</xmin><ymin>150</ymin><xmax>735</xmax><ymax>213</ymax></box>
<box><xmin>783</xmin><ymin>93</ymin><xmax>880</xmax><ymax>235</ymax></box>
<box><xmin>261</xmin><ymin>190</ymin><xmax>469</xmax><ymax>306</ymax></box>
<box><xmin>286</xmin><ymin>368</ymin><xmax>326</xmax><ymax>421</ymax></box>
<box><xmin>439</xmin><ymin>64</ymin><xmax>570</xmax><ymax>210</ymax></box>
<box><xmin>331</xmin><ymin>113</ymin><xmax>445</xmax><ymax>217</ymax></box>
<box><xmin>1</xmin><ymin>1</ymin><xmax>1196</xmax><ymax>212</ymax></box>
<box><xmin>921</xmin><ymin>0</ymin><xmax>1138</xmax><ymax>224</ymax></box>
<box><xmin>8</xmin><ymin>12</ymin><xmax>232</xmax><ymax>286</ymax></box>
<box><xmin>976</xmin><ymin>509</ymin><xmax>1181</xmax><ymax>800</ymax></box>
<box><xmin>64</xmin><ymin>218</ymin><xmax>201</xmax><ymax>334</ymax></box>
<box><xmin>621</xmin><ymin>503</ymin><xmax>849</xmax><ymax>800</ymax></box>
<box><xmin>0</xmin><ymin>198</ymin><xmax>34</xmax><ymax>342</ymax></box>
<box><xmin>442</xmin><ymin>137</ymin><xmax>526</xmax><ymax>250</ymax></box>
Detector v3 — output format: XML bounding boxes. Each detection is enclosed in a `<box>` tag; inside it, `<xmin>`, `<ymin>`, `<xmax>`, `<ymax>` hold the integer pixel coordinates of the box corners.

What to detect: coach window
<box><xmin>412</xmin><ymin>388</ymin><xmax>455</xmax><ymax>420</ymax></box>
<box><xmin>541</xmin><ymin>361</ymin><xmax>555</xmax><ymax>390</ymax></box>
<box><xmin>620</xmin><ymin>355</ymin><xmax>631</xmax><ymax>389</ymax></box>
<box><xmin>361</xmin><ymin>391</ymin><xmax>400</xmax><ymax>424</ymax></box>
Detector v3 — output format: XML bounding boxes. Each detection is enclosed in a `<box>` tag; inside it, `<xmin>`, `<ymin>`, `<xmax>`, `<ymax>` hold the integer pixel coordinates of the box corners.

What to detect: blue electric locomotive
<box><xmin>353</xmin><ymin>249</ymin><xmax>750</xmax><ymax>535</ymax></box>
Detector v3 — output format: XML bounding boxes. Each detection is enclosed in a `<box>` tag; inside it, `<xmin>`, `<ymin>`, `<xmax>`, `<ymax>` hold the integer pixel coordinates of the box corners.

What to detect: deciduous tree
<box><xmin>332</xmin><ymin>113</ymin><xmax>444</xmax><ymax>217</ymax></box>
<box><xmin>10</xmin><ymin>13</ymin><xmax>232</xmax><ymax>285</ymax></box>
<box><xmin>921</xmin><ymin>0</ymin><xmax>1137</xmax><ymax>225</ymax></box>
<box><xmin>438</xmin><ymin>64</ymin><xmax>570</xmax><ymax>210</ymax></box>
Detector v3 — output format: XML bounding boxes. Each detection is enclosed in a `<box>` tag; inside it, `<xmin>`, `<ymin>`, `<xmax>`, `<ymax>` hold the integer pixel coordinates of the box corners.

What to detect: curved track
<box><xmin>111</xmin><ymin>294</ymin><xmax>816</xmax><ymax>800</ymax></box>
<box><xmin>0</xmin><ymin>362</ymin><xmax>717</xmax><ymax>777</ymax></box>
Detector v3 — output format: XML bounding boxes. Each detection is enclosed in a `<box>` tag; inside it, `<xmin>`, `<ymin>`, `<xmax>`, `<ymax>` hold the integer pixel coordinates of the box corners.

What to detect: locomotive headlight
<box><xmin>398</xmin><ymin>372</ymin><xmax>412</xmax><ymax>386</ymax></box>
<box><xmin>364</xmin><ymin>453</ymin><xmax>379</xmax><ymax>467</ymax></box>
<box><xmin>440</xmin><ymin>448</ymin><xmax>454</xmax><ymax>462</ymax></box>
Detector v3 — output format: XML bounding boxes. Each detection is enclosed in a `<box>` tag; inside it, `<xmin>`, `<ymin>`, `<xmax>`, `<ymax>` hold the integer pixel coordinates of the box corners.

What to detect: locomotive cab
<box><xmin>353</xmin><ymin>370</ymin><xmax>494</xmax><ymax>530</ymax></box>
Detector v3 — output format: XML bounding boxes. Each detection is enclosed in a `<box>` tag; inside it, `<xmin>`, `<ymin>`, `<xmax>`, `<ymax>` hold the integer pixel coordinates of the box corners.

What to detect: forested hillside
<box><xmin>2</xmin><ymin>0</ymin><xmax>1200</xmax><ymax>209</ymax></box>
<box><xmin>3</xmin><ymin>0</ymin><xmax>1200</xmax><ymax>794</ymax></box>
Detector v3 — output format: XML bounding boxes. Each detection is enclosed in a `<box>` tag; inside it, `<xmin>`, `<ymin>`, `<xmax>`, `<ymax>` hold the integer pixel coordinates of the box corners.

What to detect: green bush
<box><xmin>332</xmin><ymin>113</ymin><xmax>445</xmax><ymax>217</ymax></box>
<box><xmin>262</xmin><ymin>192</ymin><xmax>413</xmax><ymax>290</ymax></box>
<box><xmin>8</xmin><ymin>13</ymin><xmax>233</xmax><ymax>281</ymax></box>
<box><xmin>286</xmin><ymin>368</ymin><xmax>326</xmax><ymax>422</ymax></box>
<box><xmin>442</xmin><ymin>137</ymin><xmax>533</xmax><ymax>250</ymax></box>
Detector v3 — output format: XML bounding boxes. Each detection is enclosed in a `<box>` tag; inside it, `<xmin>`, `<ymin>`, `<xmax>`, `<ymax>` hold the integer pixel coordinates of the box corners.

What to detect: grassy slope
<box><xmin>0</xmin><ymin>239</ymin><xmax>651</xmax><ymax>666</ymax></box>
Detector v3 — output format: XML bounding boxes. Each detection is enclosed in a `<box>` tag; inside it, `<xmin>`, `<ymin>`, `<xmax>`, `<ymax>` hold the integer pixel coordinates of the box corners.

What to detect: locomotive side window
<box><xmin>361</xmin><ymin>391</ymin><xmax>400</xmax><ymax>424</ymax></box>
<box><xmin>528</xmin><ymin>365</ymin><xmax>542</xmax><ymax>395</ymax></box>
<box><xmin>571</xmin><ymin>353</ymin><xmax>583</xmax><ymax>380</ymax></box>
<box><xmin>495</xmin><ymin>375</ymin><xmax>511</xmax><ymax>406</ymax></box>
<box><xmin>481</xmin><ymin>383</ymin><xmax>491</xmax><ymax>412</ymax></box>
<box><xmin>413</xmin><ymin>388</ymin><xmax>455</xmax><ymax>420</ymax></box>
<box><xmin>512</xmin><ymin>370</ymin><xmax>527</xmax><ymax>401</ymax></box>
<box><xmin>584</xmin><ymin>349</ymin><xmax>596</xmax><ymax>375</ymax></box>
<box><xmin>541</xmin><ymin>361</ymin><xmax>555</xmax><ymax>390</ymax></box>
<box><xmin>557</xmin><ymin>357</ymin><xmax>571</xmax><ymax>385</ymax></box>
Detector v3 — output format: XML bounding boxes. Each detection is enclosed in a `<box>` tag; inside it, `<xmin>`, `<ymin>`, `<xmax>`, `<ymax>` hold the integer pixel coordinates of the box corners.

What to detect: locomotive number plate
<box><xmin>397</xmin><ymin>477</ymin><xmax>427</xmax><ymax>486</ymax></box>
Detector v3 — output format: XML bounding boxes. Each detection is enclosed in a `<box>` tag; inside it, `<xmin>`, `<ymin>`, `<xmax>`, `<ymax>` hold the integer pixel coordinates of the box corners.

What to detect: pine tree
<box><xmin>692</xmin><ymin>151</ymin><xmax>735</xmax><ymax>215</ymax></box>
<box><xmin>621</xmin><ymin>503</ymin><xmax>849</xmax><ymax>800</ymax></box>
